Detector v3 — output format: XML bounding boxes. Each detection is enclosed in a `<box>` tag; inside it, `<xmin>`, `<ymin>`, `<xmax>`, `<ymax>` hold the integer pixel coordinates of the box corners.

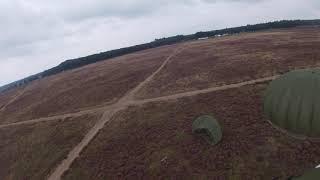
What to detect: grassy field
<box><xmin>0</xmin><ymin>45</ymin><xmax>176</xmax><ymax>124</ymax></box>
<box><xmin>63</xmin><ymin>84</ymin><xmax>320</xmax><ymax>179</ymax></box>
<box><xmin>0</xmin><ymin>113</ymin><xmax>101</xmax><ymax>180</ymax></box>
<box><xmin>136</xmin><ymin>27</ymin><xmax>320</xmax><ymax>99</ymax></box>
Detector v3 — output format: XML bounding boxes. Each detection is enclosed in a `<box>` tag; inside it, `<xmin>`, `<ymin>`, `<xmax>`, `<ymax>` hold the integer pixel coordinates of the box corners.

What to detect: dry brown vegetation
<box><xmin>0</xmin><ymin>113</ymin><xmax>101</xmax><ymax>180</ymax></box>
<box><xmin>1</xmin><ymin>27</ymin><xmax>320</xmax><ymax>179</ymax></box>
<box><xmin>63</xmin><ymin>84</ymin><xmax>320</xmax><ymax>179</ymax></box>
<box><xmin>136</xmin><ymin>27</ymin><xmax>320</xmax><ymax>99</ymax></box>
<box><xmin>0</xmin><ymin>45</ymin><xmax>176</xmax><ymax>124</ymax></box>
<box><xmin>0</xmin><ymin>87</ymin><xmax>23</xmax><ymax>110</ymax></box>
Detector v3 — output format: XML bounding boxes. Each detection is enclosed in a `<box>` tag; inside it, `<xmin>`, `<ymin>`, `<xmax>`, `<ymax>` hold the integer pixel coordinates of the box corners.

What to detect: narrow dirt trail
<box><xmin>0</xmin><ymin>86</ymin><xmax>27</xmax><ymax>113</ymax></box>
<box><xmin>0</xmin><ymin>44</ymin><xmax>278</xmax><ymax>180</ymax></box>
<box><xmin>47</xmin><ymin>74</ymin><xmax>276</xmax><ymax>180</ymax></box>
<box><xmin>47</xmin><ymin>104</ymin><xmax>125</xmax><ymax>180</ymax></box>
<box><xmin>0</xmin><ymin>75</ymin><xmax>277</xmax><ymax>130</ymax></box>
<box><xmin>118</xmin><ymin>45</ymin><xmax>188</xmax><ymax>104</ymax></box>
<box><xmin>0</xmin><ymin>106</ymin><xmax>105</xmax><ymax>129</ymax></box>
<box><xmin>0</xmin><ymin>45</ymin><xmax>187</xmax><ymax>129</ymax></box>
<box><xmin>130</xmin><ymin>75</ymin><xmax>278</xmax><ymax>106</ymax></box>
<box><xmin>47</xmin><ymin>45</ymin><xmax>187</xmax><ymax>180</ymax></box>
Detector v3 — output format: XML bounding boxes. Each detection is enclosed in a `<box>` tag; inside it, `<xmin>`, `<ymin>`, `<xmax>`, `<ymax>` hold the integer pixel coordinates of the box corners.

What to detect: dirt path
<box><xmin>47</xmin><ymin>74</ymin><xmax>277</xmax><ymax>180</ymax></box>
<box><xmin>130</xmin><ymin>75</ymin><xmax>278</xmax><ymax>106</ymax></box>
<box><xmin>118</xmin><ymin>45</ymin><xmax>188</xmax><ymax>104</ymax></box>
<box><xmin>0</xmin><ymin>86</ymin><xmax>27</xmax><ymax>113</ymax></box>
<box><xmin>0</xmin><ymin>106</ymin><xmax>104</xmax><ymax>129</ymax></box>
<box><xmin>47</xmin><ymin>104</ymin><xmax>125</xmax><ymax>180</ymax></box>
<box><xmin>0</xmin><ymin>45</ymin><xmax>278</xmax><ymax>180</ymax></box>
<box><xmin>47</xmin><ymin>45</ymin><xmax>187</xmax><ymax>180</ymax></box>
<box><xmin>0</xmin><ymin>75</ymin><xmax>277</xmax><ymax>130</ymax></box>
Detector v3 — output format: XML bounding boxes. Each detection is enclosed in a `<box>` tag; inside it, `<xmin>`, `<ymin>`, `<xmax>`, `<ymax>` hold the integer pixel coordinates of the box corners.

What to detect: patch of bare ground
<box><xmin>0</xmin><ymin>45</ymin><xmax>177</xmax><ymax>124</ymax></box>
<box><xmin>0</xmin><ymin>112</ymin><xmax>101</xmax><ymax>180</ymax></box>
<box><xmin>136</xmin><ymin>27</ymin><xmax>320</xmax><ymax>99</ymax></box>
<box><xmin>63</xmin><ymin>83</ymin><xmax>320</xmax><ymax>179</ymax></box>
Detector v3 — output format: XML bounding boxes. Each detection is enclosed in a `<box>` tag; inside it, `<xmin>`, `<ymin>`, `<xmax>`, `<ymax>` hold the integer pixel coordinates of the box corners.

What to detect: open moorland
<box><xmin>135</xmin><ymin>27</ymin><xmax>320</xmax><ymax>99</ymax></box>
<box><xmin>0</xmin><ymin>113</ymin><xmax>101</xmax><ymax>180</ymax></box>
<box><xmin>64</xmin><ymin>84</ymin><xmax>320</xmax><ymax>179</ymax></box>
<box><xmin>0</xmin><ymin>45</ymin><xmax>176</xmax><ymax>124</ymax></box>
<box><xmin>0</xmin><ymin>26</ymin><xmax>319</xmax><ymax>180</ymax></box>
<box><xmin>0</xmin><ymin>87</ymin><xmax>24</xmax><ymax>110</ymax></box>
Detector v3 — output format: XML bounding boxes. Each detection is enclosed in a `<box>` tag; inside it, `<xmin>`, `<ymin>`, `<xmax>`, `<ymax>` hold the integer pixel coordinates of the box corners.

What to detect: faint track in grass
<box><xmin>0</xmin><ymin>45</ymin><xmax>280</xmax><ymax>180</ymax></box>
<box><xmin>48</xmin><ymin>74</ymin><xmax>277</xmax><ymax>180</ymax></box>
<box><xmin>130</xmin><ymin>75</ymin><xmax>278</xmax><ymax>106</ymax></box>
<box><xmin>0</xmin><ymin>75</ymin><xmax>277</xmax><ymax>130</ymax></box>
<box><xmin>0</xmin><ymin>86</ymin><xmax>27</xmax><ymax>113</ymax></box>
<box><xmin>0</xmin><ymin>107</ymin><xmax>105</xmax><ymax>129</ymax></box>
<box><xmin>47</xmin><ymin>104</ymin><xmax>125</xmax><ymax>180</ymax></box>
<box><xmin>47</xmin><ymin>44</ymin><xmax>188</xmax><ymax>180</ymax></box>
<box><xmin>0</xmin><ymin>31</ymin><xmax>317</xmax><ymax>179</ymax></box>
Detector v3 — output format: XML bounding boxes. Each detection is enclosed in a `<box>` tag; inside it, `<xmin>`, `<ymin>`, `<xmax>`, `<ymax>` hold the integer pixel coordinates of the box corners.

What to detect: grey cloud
<box><xmin>0</xmin><ymin>0</ymin><xmax>319</xmax><ymax>86</ymax></box>
<box><xmin>20</xmin><ymin>0</ymin><xmax>196</xmax><ymax>21</ymax></box>
<box><xmin>201</xmin><ymin>0</ymin><xmax>266</xmax><ymax>3</ymax></box>
<box><xmin>0</xmin><ymin>0</ymin><xmax>195</xmax><ymax>51</ymax></box>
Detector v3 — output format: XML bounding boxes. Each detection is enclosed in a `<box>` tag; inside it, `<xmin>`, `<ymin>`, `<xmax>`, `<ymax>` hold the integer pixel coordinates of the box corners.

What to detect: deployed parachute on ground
<box><xmin>192</xmin><ymin>115</ymin><xmax>222</xmax><ymax>145</ymax></box>
<box><xmin>291</xmin><ymin>167</ymin><xmax>320</xmax><ymax>180</ymax></box>
<box><xmin>264</xmin><ymin>69</ymin><xmax>320</xmax><ymax>139</ymax></box>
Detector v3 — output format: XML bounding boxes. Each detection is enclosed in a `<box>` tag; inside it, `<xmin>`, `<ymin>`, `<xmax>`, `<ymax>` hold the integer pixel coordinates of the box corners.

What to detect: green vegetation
<box><xmin>264</xmin><ymin>69</ymin><xmax>320</xmax><ymax>138</ymax></box>
<box><xmin>2</xmin><ymin>19</ymin><xmax>320</xmax><ymax>93</ymax></box>
<box><xmin>192</xmin><ymin>115</ymin><xmax>222</xmax><ymax>145</ymax></box>
<box><xmin>292</xmin><ymin>168</ymin><xmax>320</xmax><ymax>180</ymax></box>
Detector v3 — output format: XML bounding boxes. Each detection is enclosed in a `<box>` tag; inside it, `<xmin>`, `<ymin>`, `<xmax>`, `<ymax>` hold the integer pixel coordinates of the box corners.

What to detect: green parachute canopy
<box><xmin>192</xmin><ymin>115</ymin><xmax>222</xmax><ymax>145</ymax></box>
<box><xmin>264</xmin><ymin>69</ymin><xmax>320</xmax><ymax>139</ymax></box>
<box><xmin>291</xmin><ymin>168</ymin><xmax>320</xmax><ymax>180</ymax></box>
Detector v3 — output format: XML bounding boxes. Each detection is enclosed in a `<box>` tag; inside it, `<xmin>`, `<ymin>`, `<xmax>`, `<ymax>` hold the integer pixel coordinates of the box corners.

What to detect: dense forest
<box><xmin>1</xmin><ymin>19</ymin><xmax>320</xmax><ymax>92</ymax></box>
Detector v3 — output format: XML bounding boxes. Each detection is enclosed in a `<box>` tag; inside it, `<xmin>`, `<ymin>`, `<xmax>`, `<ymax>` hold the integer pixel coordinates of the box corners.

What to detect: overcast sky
<box><xmin>0</xmin><ymin>0</ymin><xmax>319</xmax><ymax>86</ymax></box>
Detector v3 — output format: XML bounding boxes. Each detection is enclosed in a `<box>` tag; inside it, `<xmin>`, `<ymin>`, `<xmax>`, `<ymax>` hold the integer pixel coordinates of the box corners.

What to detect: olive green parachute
<box><xmin>291</xmin><ymin>168</ymin><xmax>320</xmax><ymax>180</ymax></box>
<box><xmin>264</xmin><ymin>69</ymin><xmax>320</xmax><ymax>139</ymax></box>
<box><xmin>192</xmin><ymin>115</ymin><xmax>222</xmax><ymax>145</ymax></box>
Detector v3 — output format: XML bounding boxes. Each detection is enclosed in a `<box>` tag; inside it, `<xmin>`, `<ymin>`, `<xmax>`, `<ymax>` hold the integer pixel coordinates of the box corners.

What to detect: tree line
<box><xmin>1</xmin><ymin>19</ymin><xmax>320</xmax><ymax>92</ymax></box>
